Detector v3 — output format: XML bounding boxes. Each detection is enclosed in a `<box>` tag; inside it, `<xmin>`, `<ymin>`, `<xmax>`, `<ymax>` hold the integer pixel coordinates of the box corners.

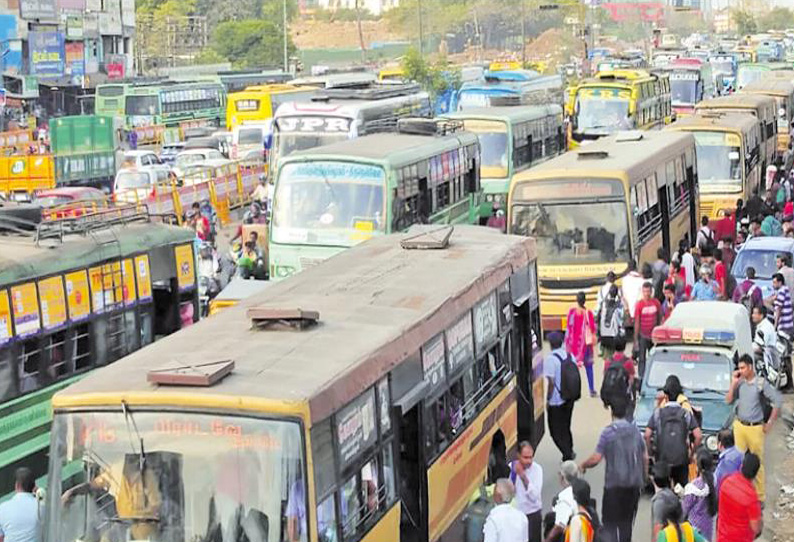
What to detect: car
<box><xmin>635</xmin><ymin>301</ymin><xmax>753</xmax><ymax>457</ymax></box>
<box><xmin>172</xmin><ymin>148</ymin><xmax>227</xmax><ymax>179</ymax></box>
<box><xmin>731</xmin><ymin>236</ymin><xmax>794</xmax><ymax>299</ymax></box>
<box><xmin>113</xmin><ymin>166</ymin><xmax>172</xmax><ymax>202</ymax></box>
<box><xmin>33</xmin><ymin>187</ymin><xmax>107</xmax><ymax>219</ymax></box>
<box><xmin>232</xmin><ymin>122</ymin><xmax>270</xmax><ymax>160</ymax></box>
<box><xmin>159</xmin><ymin>141</ymin><xmax>186</xmax><ymax>165</ymax></box>
<box><xmin>120</xmin><ymin>150</ymin><xmax>164</xmax><ymax>169</ymax></box>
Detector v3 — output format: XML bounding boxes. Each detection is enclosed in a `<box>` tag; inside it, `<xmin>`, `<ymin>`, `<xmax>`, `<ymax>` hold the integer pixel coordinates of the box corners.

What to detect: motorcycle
<box><xmin>197</xmin><ymin>243</ymin><xmax>222</xmax><ymax>317</ymax></box>
<box><xmin>754</xmin><ymin>329</ymin><xmax>792</xmax><ymax>390</ymax></box>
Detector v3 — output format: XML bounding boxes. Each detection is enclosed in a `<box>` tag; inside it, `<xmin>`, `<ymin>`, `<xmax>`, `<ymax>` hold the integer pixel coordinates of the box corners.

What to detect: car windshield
<box><xmin>272</xmin><ymin>161</ymin><xmax>386</xmax><ymax>248</ymax></box>
<box><xmin>693</xmin><ymin>132</ymin><xmax>741</xmax><ymax>184</ymax></box>
<box><xmin>125</xmin><ymin>95</ymin><xmax>160</xmax><ymax>116</ymax></box>
<box><xmin>732</xmin><ymin>249</ymin><xmax>780</xmax><ymax>280</ymax></box>
<box><xmin>671</xmin><ymin>78</ymin><xmax>700</xmax><ymax>106</ymax></box>
<box><xmin>644</xmin><ymin>349</ymin><xmax>732</xmax><ymax>393</ymax></box>
<box><xmin>175</xmin><ymin>154</ymin><xmax>206</xmax><ymax>169</ymax></box>
<box><xmin>45</xmin><ymin>411</ymin><xmax>306</xmax><ymax>542</ymax></box>
<box><xmin>736</xmin><ymin>68</ymin><xmax>764</xmax><ymax>89</ymax></box>
<box><xmin>574</xmin><ymin>97</ymin><xmax>631</xmax><ymax>134</ymax></box>
<box><xmin>274</xmin><ymin>132</ymin><xmax>347</xmax><ymax>162</ymax></box>
<box><xmin>115</xmin><ymin>172</ymin><xmax>152</xmax><ymax>189</ymax></box>
<box><xmin>511</xmin><ymin>199</ymin><xmax>630</xmax><ymax>265</ymax></box>
<box><xmin>238</xmin><ymin>129</ymin><xmax>263</xmax><ymax>145</ymax></box>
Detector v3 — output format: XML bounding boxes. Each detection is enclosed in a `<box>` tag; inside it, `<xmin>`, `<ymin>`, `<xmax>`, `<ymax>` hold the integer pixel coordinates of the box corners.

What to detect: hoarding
<box><xmin>29</xmin><ymin>31</ymin><xmax>65</xmax><ymax>76</ymax></box>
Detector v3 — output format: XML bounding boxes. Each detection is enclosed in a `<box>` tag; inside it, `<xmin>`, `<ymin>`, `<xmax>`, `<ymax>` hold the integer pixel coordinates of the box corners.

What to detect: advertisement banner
<box><xmin>29</xmin><ymin>31</ymin><xmax>65</xmax><ymax>76</ymax></box>
<box><xmin>64</xmin><ymin>269</ymin><xmax>91</xmax><ymax>321</ymax></box>
<box><xmin>65</xmin><ymin>41</ymin><xmax>85</xmax><ymax>75</ymax></box>
<box><xmin>19</xmin><ymin>0</ymin><xmax>57</xmax><ymax>20</ymax></box>
<box><xmin>105</xmin><ymin>54</ymin><xmax>125</xmax><ymax>80</ymax></box>
<box><xmin>89</xmin><ymin>266</ymin><xmax>105</xmax><ymax>313</ymax></box>
<box><xmin>10</xmin><ymin>282</ymin><xmax>40</xmax><ymax>338</ymax></box>
<box><xmin>121</xmin><ymin>259</ymin><xmax>137</xmax><ymax>306</ymax></box>
<box><xmin>174</xmin><ymin>245</ymin><xmax>196</xmax><ymax>291</ymax></box>
<box><xmin>135</xmin><ymin>255</ymin><xmax>152</xmax><ymax>301</ymax></box>
<box><xmin>38</xmin><ymin>276</ymin><xmax>67</xmax><ymax>330</ymax></box>
<box><xmin>66</xmin><ymin>15</ymin><xmax>84</xmax><ymax>39</ymax></box>
<box><xmin>0</xmin><ymin>290</ymin><xmax>12</xmax><ymax>345</ymax></box>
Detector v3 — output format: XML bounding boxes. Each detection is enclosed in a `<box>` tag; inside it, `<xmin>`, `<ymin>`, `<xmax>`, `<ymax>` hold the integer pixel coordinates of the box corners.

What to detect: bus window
<box><xmin>125</xmin><ymin>95</ymin><xmax>159</xmax><ymax>116</ymax></box>
<box><xmin>19</xmin><ymin>339</ymin><xmax>41</xmax><ymax>393</ymax></box>
<box><xmin>0</xmin><ymin>348</ymin><xmax>16</xmax><ymax>400</ymax></box>
<box><xmin>45</xmin><ymin>331</ymin><xmax>69</xmax><ymax>380</ymax></box>
<box><xmin>72</xmin><ymin>323</ymin><xmax>92</xmax><ymax>372</ymax></box>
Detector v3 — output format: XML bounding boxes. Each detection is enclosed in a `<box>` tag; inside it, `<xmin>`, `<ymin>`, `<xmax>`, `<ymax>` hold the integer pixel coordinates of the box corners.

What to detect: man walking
<box><xmin>0</xmin><ymin>468</ymin><xmax>41</xmax><ymax>542</ymax></box>
<box><xmin>776</xmin><ymin>253</ymin><xmax>794</xmax><ymax>292</ymax></box>
<box><xmin>580</xmin><ymin>400</ymin><xmax>647</xmax><ymax>542</ymax></box>
<box><xmin>543</xmin><ymin>461</ymin><xmax>580</xmax><ymax>542</ymax></box>
<box><xmin>770</xmin><ymin>272</ymin><xmax>794</xmax><ymax>335</ymax></box>
<box><xmin>725</xmin><ymin>354</ymin><xmax>781</xmax><ymax>502</ymax></box>
<box><xmin>483</xmin><ymin>479</ymin><xmax>528</xmax><ymax>542</ymax></box>
<box><xmin>511</xmin><ymin>442</ymin><xmax>544</xmax><ymax>542</ymax></box>
<box><xmin>544</xmin><ymin>331</ymin><xmax>575</xmax><ymax>461</ymax></box>
<box><xmin>717</xmin><ymin>453</ymin><xmax>763</xmax><ymax>542</ymax></box>
<box><xmin>633</xmin><ymin>281</ymin><xmax>661</xmax><ymax>381</ymax></box>
<box><xmin>714</xmin><ymin>429</ymin><xmax>743</xmax><ymax>493</ymax></box>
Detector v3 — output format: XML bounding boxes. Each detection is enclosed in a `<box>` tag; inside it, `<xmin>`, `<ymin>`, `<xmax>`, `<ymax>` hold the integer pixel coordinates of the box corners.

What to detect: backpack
<box><xmin>740</xmin><ymin>284</ymin><xmax>760</xmax><ymax>314</ymax></box>
<box><xmin>567</xmin><ymin>511</ymin><xmax>605</xmax><ymax>542</ymax></box>
<box><xmin>462</xmin><ymin>485</ymin><xmax>494</xmax><ymax>542</ymax></box>
<box><xmin>556</xmin><ymin>352</ymin><xmax>582</xmax><ymax>402</ymax></box>
<box><xmin>662</xmin><ymin>521</ymin><xmax>696</xmax><ymax>542</ymax></box>
<box><xmin>600</xmin><ymin>363</ymin><xmax>630</xmax><ymax>408</ymax></box>
<box><xmin>699</xmin><ymin>227</ymin><xmax>716</xmax><ymax>253</ymax></box>
<box><xmin>655</xmin><ymin>406</ymin><xmax>690</xmax><ymax>466</ymax></box>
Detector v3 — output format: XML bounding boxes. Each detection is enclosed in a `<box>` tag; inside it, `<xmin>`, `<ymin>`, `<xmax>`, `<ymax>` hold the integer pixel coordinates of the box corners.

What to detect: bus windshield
<box><xmin>708</xmin><ymin>57</ymin><xmax>734</xmax><ymax>77</ymax></box>
<box><xmin>736</xmin><ymin>67</ymin><xmax>765</xmax><ymax>89</ymax></box>
<box><xmin>463</xmin><ymin>120</ymin><xmax>509</xmax><ymax>178</ymax></box>
<box><xmin>125</xmin><ymin>95</ymin><xmax>160</xmax><ymax>116</ymax></box>
<box><xmin>511</xmin><ymin>196</ymin><xmax>630</xmax><ymax>265</ymax></box>
<box><xmin>692</xmin><ymin>132</ymin><xmax>742</xmax><ymax>185</ymax></box>
<box><xmin>574</xmin><ymin>96</ymin><xmax>631</xmax><ymax>134</ymax></box>
<box><xmin>272</xmin><ymin>161</ymin><xmax>386</xmax><ymax>247</ymax></box>
<box><xmin>671</xmin><ymin>77</ymin><xmax>700</xmax><ymax>106</ymax></box>
<box><xmin>46</xmin><ymin>411</ymin><xmax>305</xmax><ymax>542</ymax></box>
<box><xmin>274</xmin><ymin>131</ymin><xmax>347</xmax><ymax>161</ymax></box>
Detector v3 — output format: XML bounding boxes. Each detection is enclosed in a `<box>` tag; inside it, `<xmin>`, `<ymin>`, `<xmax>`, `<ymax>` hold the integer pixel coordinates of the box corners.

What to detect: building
<box><xmin>316</xmin><ymin>0</ymin><xmax>400</xmax><ymax>16</ymax></box>
<box><xmin>0</xmin><ymin>0</ymin><xmax>136</xmax><ymax>121</ymax></box>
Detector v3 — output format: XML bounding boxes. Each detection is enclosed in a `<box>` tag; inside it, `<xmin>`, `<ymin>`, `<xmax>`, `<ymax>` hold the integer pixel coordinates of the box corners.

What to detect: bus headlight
<box><xmin>275</xmin><ymin>265</ymin><xmax>296</xmax><ymax>278</ymax></box>
<box><xmin>705</xmin><ymin>434</ymin><xmax>718</xmax><ymax>452</ymax></box>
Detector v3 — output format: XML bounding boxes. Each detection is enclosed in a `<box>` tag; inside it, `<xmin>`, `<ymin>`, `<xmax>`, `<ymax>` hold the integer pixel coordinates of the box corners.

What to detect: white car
<box><xmin>113</xmin><ymin>166</ymin><xmax>172</xmax><ymax>201</ymax></box>
<box><xmin>172</xmin><ymin>149</ymin><xmax>227</xmax><ymax>178</ymax></box>
<box><xmin>120</xmin><ymin>150</ymin><xmax>163</xmax><ymax>169</ymax></box>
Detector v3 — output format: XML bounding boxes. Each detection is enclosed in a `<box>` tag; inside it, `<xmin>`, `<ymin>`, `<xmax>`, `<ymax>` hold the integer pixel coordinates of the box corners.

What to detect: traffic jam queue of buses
<box><xmin>2</xmin><ymin>33</ymin><xmax>794</xmax><ymax>542</ymax></box>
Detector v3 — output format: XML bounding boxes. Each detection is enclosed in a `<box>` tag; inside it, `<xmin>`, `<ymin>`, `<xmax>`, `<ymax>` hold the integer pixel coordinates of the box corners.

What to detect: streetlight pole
<box><xmin>417</xmin><ymin>0</ymin><xmax>424</xmax><ymax>55</ymax></box>
<box><xmin>283</xmin><ymin>0</ymin><xmax>289</xmax><ymax>72</ymax></box>
<box><xmin>521</xmin><ymin>0</ymin><xmax>526</xmax><ymax>66</ymax></box>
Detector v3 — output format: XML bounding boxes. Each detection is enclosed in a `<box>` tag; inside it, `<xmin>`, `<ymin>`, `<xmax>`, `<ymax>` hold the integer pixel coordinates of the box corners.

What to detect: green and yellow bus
<box><xmin>0</xmin><ymin>205</ymin><xmax>198</xmax><ymax>495</ymax></box>
<box><xmin>741</xmin><ymin>79</ymin><xmax>794</xmax><ymax>154</ymax></box>
<box><xmin>666</xmin><ymin>113</ymin><xmax>763</xmax><ymax>221</ymax></box>
<box><xmin>508</xmin><ymin>131</ymin><xmax>699</xmax><ymax>330</ymax></box>
<box><xmin>442</xmin><ymin>102</ymin><xmax>565</xmax><ymax>221</ymax></box>
<box><xmin>269</xmin><ymin>119</ymin><xmax>482</xmax><ymax>279</ymax></box>
<box><xmin>44</xmin><ymin>225</ymin><xmax>544</xmax><ymax>542</ymax></box>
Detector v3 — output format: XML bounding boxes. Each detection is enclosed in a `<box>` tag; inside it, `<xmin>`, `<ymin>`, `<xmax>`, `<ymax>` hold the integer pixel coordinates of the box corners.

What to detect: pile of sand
<box><xmin>292</xmin><ymin>19</ymin><xmax>406</xmax><ymax>50</ymax></box>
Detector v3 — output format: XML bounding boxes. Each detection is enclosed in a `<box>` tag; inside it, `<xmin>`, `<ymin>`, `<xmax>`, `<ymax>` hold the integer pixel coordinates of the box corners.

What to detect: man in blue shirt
<box><xmin>0</xmin><ymin>468</ymin><xmax>41</xmax><ymax>542</ymax></box>
<box><xmin>691</xmin><ymin>265</ymin><xmax>720</xmax><ymax>301</ymax></box>
<box><xmin>714</xmin><ymin>429</ymin><xmax>744</xmax><ymax>494</ymax></box>
<box><xmin>544</xmin><ymin>331</ymin><xmax>575</xmax><ymax>461</ymax></box>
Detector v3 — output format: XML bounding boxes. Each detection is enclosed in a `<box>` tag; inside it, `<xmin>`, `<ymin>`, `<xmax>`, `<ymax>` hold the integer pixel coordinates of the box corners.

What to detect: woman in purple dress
<box><xmin>682</xmin><ymin>449</ymin><xmax>718</xmax><ymax>540</ymax></box>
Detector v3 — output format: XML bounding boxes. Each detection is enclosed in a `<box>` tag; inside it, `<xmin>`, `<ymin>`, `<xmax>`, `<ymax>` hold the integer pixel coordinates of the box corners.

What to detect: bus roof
<box><xmin>442</xmin><ymin>104</ymin><xmax>561</xmax><ymax>123</ymax></box>
<box><xmin>696</xmin><ymin>93</ymin><xmax>776</xmax><ymax>111</ymax></box>
<box><xmin>231</xmin><ymin>84</ymin><xmax>316</xmax><ymax>98</ymax></box>
<box><xmin>281</xmin><ymin>130</ymin><xmax>478</xmax><ymax>169</ymax></box>
<box><xmin>512</xmin><ymin>131</ymin><xmax>694</xmax><ymax>183</ymax></box>
<box><xmin>666</xmin><ymin>112</ymin><xmax>760</xmax><ymax>133</ymax></box>
<box><xmin>0</xmin><ymin>220</ymin><xmax>194</xmax><ymax>286</ymax></box>
<box><xmin>52</xmin><ymin>226</ymin><xmax>537</xmax><ymax>425</ymax></box>
<box><xmin>741</xmin><ymin>79</ymin><xmax>794</xmax><ymax>96</ymax></box>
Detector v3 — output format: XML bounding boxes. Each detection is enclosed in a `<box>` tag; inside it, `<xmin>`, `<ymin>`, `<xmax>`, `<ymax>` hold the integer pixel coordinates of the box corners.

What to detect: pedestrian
<box><xmin>761</xmin><ymin>213</ymin><xmax>782</xmax><ymax>237</ymax></box>
<box><xmin>596</xmin><ymin>270</ymin><xmax>622</xmax><ymax>310</ymax></box>
<box><xmin>602</xmin><ymin>336</ymin><xmax>636</xmax><ymax>417</ymax></box>
<box><xmin>696</xmin><ymin>216</ymin><xmax>715</xmax><ymax>253</ymax></box>
<box><xmin>770</xmin><ymin>272</ymin><xmax>794</xmax><ymax>335</ymax></box>
<box><xmin>543</xmin><ymin>461</ymin><xmax>580</xmax><ymax>542</ymax></box>
<box><xmin>777</xmin><ymin>253</ymin><xmax>794</xmax><ymax>295</ymax></box>
<box><xmin>633</xmin><ymin>281</ymin><xmax>661</xmax><ymax>382</ymax></box>
<box><xmin>735</xmin><ymin>198</ymin><xmax>746</xmax><ymax>227</ymax></box>
<box><xmin>745</xmin><ymin>188</ymin><xmax>764</xmax><ymax>219</ymax></box>
<box><xmin>510</xmin><ymin>442</ymin><xmax>544</xmax><ymax>542</ymax></box>
<box><xmin>621</xmin><ymin>260</ymin><xmax>644</xmax><ymax>322</ymax></box>
<box><xmin>678</xmin><ymin>240</ymin><xmax>696</xmax><ymax>291</ymax></box>
<box><xmin>716</xmin><ymin>452</ymin><xmax>763</xmax><ymax>542</ymax></box>
<box><xmin>483</xmin><ymin>479</ymin><xmax>528</xmax><ymax>542</ymax></box>
<box><xmin>657</xmin><ymin>499</ymin><xmax>708</xmax><ymax>542</ymax></box>
<box><xmin>645</xmin><ymin>375</ymin><xmax>702</xmax><ymax>488</ymax></box>
<box><xmin>725</xmin><ymin>354</ymin><xmax>781</xmax><ymax>502</ymax></box>
<box><xmin>662</xmin><ymin>283</ymin><xmax>677</xmax><ymax>322</ymax></box>
<box><xmin>747</xmin><ymin>216</ymin><xmax>764</xmax><ymax>240</ymax></box>
<box><xmin>651</xmin><ymin>462</ymin><xmax>681</xmax><ymax>542</ymax></box>
<box><xmin>565</xmin><ymin>478</ymin><xmax>601</xmax><ymax>542</ymax></box>
<box><xmin>691</xmin><ymin>265</ymin><xmax>719</xmax><ymax>301</ymax></box>
<box><xmin>579</xmin><ymin>400</ymin><xmax>646</xmax><ymax>542</ymax></box>
<box><xmin>653</xmin><ymin>248</ymin><xmax>670</xmax><ymax>302</ymax></box>
<box><xmin>732</xmin><ymin>266</ymin><xmax>763</xmax><ymax>313</ymax></box>
<box><xmin>0</xmin><ymin>467</ymin><xmax>41</xmax><ymax>542</ymax></box>
<box><xmin>597</xmin><ymin>285</ymin><xmax>624</xmax><ymax>360</ymax></box>
<box><xmin>565</xmin><ymin>292</ymin><xmax>597</xmax><ymax>397</ymax></box>
<box><xmin>713</xmin><ymin>249</ymin><xmax>727</xmax><ymax>299</ymax></box>
<box><xmin>682</xmin><ymin>449</ymin><xmax>717</xmax><ymax>541</ymax></box>
<box><xmin>545</xmin><ymin>332</ymin><xmax>576</xmax><ymax>461</ymax></box>
<box><xmin>714</xmin><ymin>429</ymin><xmax>743</xmax><ymax>494</ymax></box>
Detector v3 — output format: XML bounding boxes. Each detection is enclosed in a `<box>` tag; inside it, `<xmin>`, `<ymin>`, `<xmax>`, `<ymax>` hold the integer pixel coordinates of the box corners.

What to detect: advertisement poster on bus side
<box><xmin>0</xmin><ymin>290</ymin><xmax>12</xmax><ymax>345</ymax></box>
<box><xmin>89</xmin><ymin>266</ymin><xmax>105</xmax><ymax>313</ymax></box>
<box><xmin>10</xmin><ymin>282</ymin><xmax>40</xmax><ymax>338</ymax></box>
<box><xmin>175</xmin><ymin>245</ymin><xmax>196</xmax><ymax>291</ymax></box>
<box><xmin>109</xmin><ymin>262</ymin><xmax>123</xmax><ymax>308</ymax></box>
<box><xmin>64</xmin><ymin>270</ymin><xmax>90</xmax><ymax>321</ymax></box>
<box><xmin>135</xmin><ymin>255</ymin><xmax>152</xmax><ymax>301</ymax></box>
<box><xmin>38</xmin><ymin>276</ymin><xmax>67</xmax><ymax>330</ymax></box>
<box><xmin>122</xmin><ymin>259</ymin><xmax>137</xmax><ymax>306</ymax></box>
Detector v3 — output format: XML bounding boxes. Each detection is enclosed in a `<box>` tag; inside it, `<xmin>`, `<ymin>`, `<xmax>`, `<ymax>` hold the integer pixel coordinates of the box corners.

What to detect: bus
<box><xmin>695</xmin><ymin>93</ymin><xmax>777</xmax><ymax>176</ymax></box>
<box><xmin>442</xmin><ymin>102</ymin><xmax>565</xmax><ymax>221</ymax></box>
<box><xmin>707</xmin><ymin>52</ymin><xmax>738</xmax><ymax>89</ymax></box>
<box><xmin>565</xmin><ymin>69</ymin><xmax>672</xmax><ymax>148</ymax></box>
<box><xmin>226</xmin><ymin>84</ymin><xmax>318</xmax><ymax>130</ymax></box>
<box><xmin>741</xmin><ymin>79</ymin><xmax>794</xmax><ymax>154</ymax></box>
<box><xmin>270</xmin><ymin>84</ymin><xmax>432</xmax><ymax>170</ymax></box>
<box><xmin>508</xmin><ymin>131</ymin><xmax>699</xmax><ymax>330</ymax></box>
<box><xmin>665</xmin><ymin>58</ymin><xmax>717</xmax><ymax>116</ymax></box>
<box><xmin>0</xmin><ymin>205</ymin><xmax>198</xmax><ymax>495</ymax></box>
<box><xmin>269</xmin><ymin>119</ymin><xmax>481</xmax><ymax>279</ymax></box>
<box><xmin>735</xmin><ymin>62</ymin><xmax>791</xmax><ymax>90</ymax></box>
<box><xmin>452</xmin><ymin>72</ymin><xmax>564</xmax><ymax>111</ymax></box>
<box><xmin>43</xmin><ymin>225</ymin><xmax>544</xmax><ymax>542</ymax></box>
<box><xmin>666</xmin><ymin>113</ymin><xmax>762</xmax><ymax>221</ymax></box>
<box><xmin>95</xmin><ymin>81</ymin><xmax>227</xmax><ymax>130</ymax></box>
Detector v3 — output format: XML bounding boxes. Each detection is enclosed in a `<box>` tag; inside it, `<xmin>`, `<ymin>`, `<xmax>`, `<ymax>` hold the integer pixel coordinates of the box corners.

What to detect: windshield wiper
<box><xmin>689</xmin><ymin>387</ymin><xmax>725</xmax><ymax>395</ymax></box>
<box><xmin>121</xmin><ymin>401</ymin><xmax>148</xmax><ymax>491</ymax></box>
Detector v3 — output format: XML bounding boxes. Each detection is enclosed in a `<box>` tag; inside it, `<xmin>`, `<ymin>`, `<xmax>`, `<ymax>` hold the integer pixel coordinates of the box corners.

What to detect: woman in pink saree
<box><xmin>565</xmin><ymin>291</ymin><xmax>597</xmax><ymax>397</ymax></box>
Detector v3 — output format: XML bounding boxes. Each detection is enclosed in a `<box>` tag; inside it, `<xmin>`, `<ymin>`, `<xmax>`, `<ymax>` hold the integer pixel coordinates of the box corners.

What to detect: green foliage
<box><xmin>401</xmin><ymin>47</ymin><xmax>461</xmax><ymax>99</ymax></box>
<box><xmin>732</xmin><ymin>9</ymin><xmax>757</xmax><ymax>35</ymax></box>
<box><xmin>262</xmin><ymin>0</ymin><xmax>299</xmax><ymax>23</ymax></box>
<box><xmin>210</xmin><ymin>19</ymin><xmax>296</xmax><ymax>69</ymax></box>
<box><xmin>758</xmin><ymin>8</ymin><xmax>794</xmax><ymax>32</ymax></box>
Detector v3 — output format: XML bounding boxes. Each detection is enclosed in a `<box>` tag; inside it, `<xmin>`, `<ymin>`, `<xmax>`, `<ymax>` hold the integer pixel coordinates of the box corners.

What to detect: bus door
<box><xmin>394</xmin><ymin>388</ymin><xmax>429</xmax><ymax>542</ymax></box>
<box><xmin>658</xmin><ymin>177</ymin><xmax>671</xmax><ymax>253</ymax></box>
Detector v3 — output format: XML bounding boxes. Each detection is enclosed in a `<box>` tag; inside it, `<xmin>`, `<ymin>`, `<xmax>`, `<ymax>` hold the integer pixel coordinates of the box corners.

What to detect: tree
<box><xmin>732</xmin><ymin>9</ymin><xmax>757</xmax><ymax>35</ymax></box>
<box><xmin>210</xmin><ymin>19</ymin><xmax>296</xmax><ymax>69</ymax></box>
<box><xmin>261</xmin><ymin>0</ymin><xmax>299</xmax><ymax>23</ymax></box>
<box><xmin>401</xmin><ymin>47</ymin><xmax>461</xmax><ymax>99</ymax></box>
<box><xmin>758</xmin><ymin>7</ymin><xmax>794</xmax><ymax>32</ymax></box>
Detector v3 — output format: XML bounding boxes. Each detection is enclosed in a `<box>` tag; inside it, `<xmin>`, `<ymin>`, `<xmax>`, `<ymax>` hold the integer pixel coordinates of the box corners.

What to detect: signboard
<box><xmin>377</xmin><ymin>377</ymin><xmax>390</xmax><ymax>434</ymax></box>
<box><xmin>422</xmin><ymin>333</ymin><xmax>446</xmax><ymax>390</ymax></box>
<box><xmin>446</xmin><ymin>312</ymin><xmax>474</xmax><ymax>373</ymax></box>
<box><xmin>175</xmin><ymin>245</ymin><xmax>196</xmax><ymax>291</ymax></box>
<box><xmin>29</xmin><ymin>31</ymin><xmax>65</xmax><ymax>76</ymax></box>
<box><xmin>65</xmin><ymin>41</ymin><xmax>85</xmax><ymax>76</ymax></box>
<box><xmin>0</xmin><ymin>290</ymin><xmax>12</xmax><ymax>345</ymax></box>
<box><xmin>276</xmin><ymin>117</ymin><xmax>352</xmax><ymax>134</ymax></box>
<box><xmin>105</xmin><ymin>55</ymin><xmax>125</xmax><ymax>80</ymax></box>
<box><xmin>38</xmin><ymin>276</ymin><xmax>67</xmax><ymax>330</ymax></box>
<box><xmin>19</xmin><ymin>0</ymin><xmax>57</xmax><ymax>20</ymax></box>
<box><xmin>670</xmin><ymin>71</ymin><xmax>700</xmax><ymax>81</ymax></box>
<box><xmin>121</xmin><ymin>259</ymin><xmax>137</xmax><ymax>306</ymax></box>
<box><xmin>11</xmin><ymin>282</ymin><xmax>40</xmax><ymax>337</ymax></box>
<box><xmin>66</xmin><ymin>15</ymin><xmax>84</xmax><ymax>38</ymax></box>
<box><xmin>473</xmin><ymin>293</ymin><xmax>498</xmax><ymax>356</ymax></box>
<box><xmin>336</xmin><ymin>388</ymin><xmax>376</xmax><ymax>469</ymax></box>
<box><xmin>135</xmin><ymin>256</ymin><xmax>152</xmax><ymax>301</ymax></box>
<box><xmin>65</xmin><ymin>270</ymin><xmax>90</xmax><ymax>321</ymax></box>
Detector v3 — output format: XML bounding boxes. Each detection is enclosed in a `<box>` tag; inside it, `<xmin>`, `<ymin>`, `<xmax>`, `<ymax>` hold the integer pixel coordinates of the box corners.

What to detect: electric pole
<box><xmin>521</xmin><ymin>0</ymin><xmax>526</xmax><ymax>66</ymax></box>
<box><xmin>283</xmin><ymin>0</ymin><xmax>289</xmax><ymax>72</ymax></box>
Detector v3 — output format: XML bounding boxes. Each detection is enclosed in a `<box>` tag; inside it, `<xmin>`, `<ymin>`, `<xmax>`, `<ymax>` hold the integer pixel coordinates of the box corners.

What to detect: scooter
<box><xmin>754</xmin><ymin>329</ymin><xmax>791</xmax><ymax>390</ymax></box>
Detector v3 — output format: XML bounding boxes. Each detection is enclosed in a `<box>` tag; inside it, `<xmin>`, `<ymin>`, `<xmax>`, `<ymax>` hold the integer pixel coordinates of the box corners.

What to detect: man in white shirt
<box><xmin>678</xmin><ymin>240</ymin><xmax>696</xmax><ymax>289</ymax></box>
<box><xmin>543</xmin><ymin>461</ymin><xmax>580</xmax><ymax>542</ymax></box>
<box><xmin>483</xmin><ymin>479</ymin><xmax>528</xmax><ymax>542</ymax></box>
<box><xmin>696</xmin><ymin>215</ymin><xmax>714</xmax><ymax>253</ymax></box>
<box><xmin>511</xmin><ymin>441</ymin><xmax>544</xmax><ymax>542</ymax></box>
<box><xmin>621</xmin><ymin>261</ymin><xmax>644</xmax><ymax>320</ymax></box>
